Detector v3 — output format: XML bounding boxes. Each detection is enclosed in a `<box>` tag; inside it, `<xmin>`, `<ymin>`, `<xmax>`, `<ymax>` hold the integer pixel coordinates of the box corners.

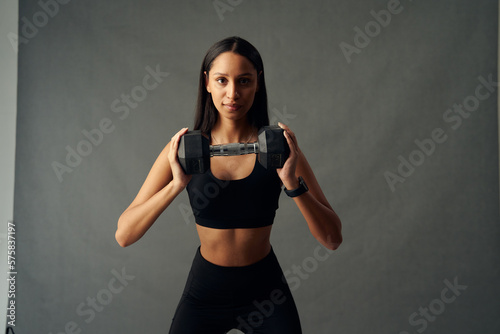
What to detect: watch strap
<box><xmin>284</xmin><ymin>176</ymin><xmax>309</xmax><ymax>198</ymax></box>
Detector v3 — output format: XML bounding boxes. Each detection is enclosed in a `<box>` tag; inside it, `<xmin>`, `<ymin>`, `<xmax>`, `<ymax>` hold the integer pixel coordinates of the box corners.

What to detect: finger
<box><xmin>283</xmin><ymin>129</ymin><xmax>293</xmax><ymax>147</ymax></box>
<box><xmin>279</xmin><ymin>123</ymin><xmax>291</xmax><ymax>137</ymax></box>
<box><xmin>284</xmin><ymin>128</ymin><xmax>298</xmax><ymax>150</ymax></box>
<box><xmin>169</xmin><ymin>137</ymin><xmax>178</xmax><ymax>161</ymax></box>
<box><xmin>178</xmin><ymin>127</ymin><xmax>189</xmax><ymax>136</ymax></box>
<box><xmin>283</xmin><ymin>133</ymin><xmax>299</xmax><ymax>162</ymax></box>
<box><xmin>171</xmin><ymin>127</ymin><xmax>188</xmax><ymax>150</ymax></box>
<box><xmin>279</xmin><ymin>122</ymin><xmax>296</xmax><ymax>140</ymax></box>
<box><xmin>169</xmin><ymin>128</ymin><xmax>188</xmax><ymax>163</ymax></box>
<box><xmin>174</xmin><ymin>127</ymin><xmax>189</xmax><ymax>142</ymax></box>
<box><xmin>171</xmin><ymin>127</ymin><xmax>188</xmax><ymax>140</ymax></box>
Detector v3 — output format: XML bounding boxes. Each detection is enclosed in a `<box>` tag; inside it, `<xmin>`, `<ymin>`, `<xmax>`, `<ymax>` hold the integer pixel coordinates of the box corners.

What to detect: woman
<box><xmin>115</xmin><ymin>36</ymin><xmax>342</xmax><ymax>333</ymax></box>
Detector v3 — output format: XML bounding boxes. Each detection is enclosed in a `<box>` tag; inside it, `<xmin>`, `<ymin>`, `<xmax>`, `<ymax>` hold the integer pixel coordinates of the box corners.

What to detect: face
<box><xmin>205</xmin><ymin>52</ymin><xmax>259</xmax><ymax>122</ymax></box>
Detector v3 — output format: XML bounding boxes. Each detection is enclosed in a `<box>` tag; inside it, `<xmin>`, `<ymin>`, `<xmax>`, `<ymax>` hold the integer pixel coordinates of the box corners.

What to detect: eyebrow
<box><xmin>212</xmin><ymin>72</ymin><xmax>254</xmax><ymax>77</ymax></box>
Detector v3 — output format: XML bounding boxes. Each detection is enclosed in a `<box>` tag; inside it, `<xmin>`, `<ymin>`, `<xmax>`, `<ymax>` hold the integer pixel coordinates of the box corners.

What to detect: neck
<box><xmin>211</xmin><ymin>118</ymin><xmax>256</xmax><ymax>144</ymax></box>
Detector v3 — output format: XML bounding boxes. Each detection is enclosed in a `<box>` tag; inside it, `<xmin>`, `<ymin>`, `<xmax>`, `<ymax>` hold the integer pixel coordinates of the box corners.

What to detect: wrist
<box><xmin>170</xmin><ymin>180</ymin><xmax>187</xmax><ymax>195</ymax></box>
<box><xmin>284</xmin><ymin>176</ymin><xmax>309</xmax><ymax>198</ymax></box>
<box><xmin>283</xmin><ymin>177</ymin><xmax>299</xmax><ymax>190</ymax></box>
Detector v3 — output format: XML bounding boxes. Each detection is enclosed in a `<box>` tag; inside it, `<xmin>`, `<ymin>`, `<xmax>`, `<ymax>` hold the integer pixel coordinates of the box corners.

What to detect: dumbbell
<box><xmin>177</xmin><ymin>125</ymin><xmax>290</xmax><ymax>174</ymax></box>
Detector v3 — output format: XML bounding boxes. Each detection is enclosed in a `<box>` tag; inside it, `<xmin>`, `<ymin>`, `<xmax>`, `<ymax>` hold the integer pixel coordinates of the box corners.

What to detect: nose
<box><xmin>226</xmin><ymin>81</ymin><xmax>239</xmax><ymax>100</ymax></box>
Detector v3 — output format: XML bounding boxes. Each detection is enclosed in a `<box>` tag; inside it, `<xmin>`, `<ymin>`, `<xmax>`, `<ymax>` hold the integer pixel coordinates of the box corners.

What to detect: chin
<box><xmin>218</xmin><ymin>108</ymin><xmax>250</xmax><ymax>120</ymax></box>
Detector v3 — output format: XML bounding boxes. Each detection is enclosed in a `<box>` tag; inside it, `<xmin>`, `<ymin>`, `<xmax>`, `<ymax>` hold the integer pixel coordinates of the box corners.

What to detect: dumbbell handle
<box><xmin>210</xmin><ymin>142</ymin><xmax>259</xmax><ymax>156</ymax></box>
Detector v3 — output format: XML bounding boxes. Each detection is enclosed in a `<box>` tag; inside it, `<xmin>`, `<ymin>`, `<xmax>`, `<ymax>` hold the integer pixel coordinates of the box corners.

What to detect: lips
<box><xmin>224</xmin><ymin>103</ymin><xmax>242</xmax><ymax>111</ymax></box>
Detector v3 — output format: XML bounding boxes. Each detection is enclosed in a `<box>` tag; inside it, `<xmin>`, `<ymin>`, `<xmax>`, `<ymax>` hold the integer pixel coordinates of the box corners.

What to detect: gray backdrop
<box><xmin>14</xmin><ymin>0</ymin><xmax>499</xmax><ymax>333</ymax></box>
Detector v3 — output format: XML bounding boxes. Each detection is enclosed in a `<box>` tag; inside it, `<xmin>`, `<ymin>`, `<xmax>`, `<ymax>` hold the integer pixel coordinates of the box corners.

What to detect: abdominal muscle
<box><xmin>196</xmin><ymin>224</ymin><xmax>273</xmax><ymax>267</ymax></box>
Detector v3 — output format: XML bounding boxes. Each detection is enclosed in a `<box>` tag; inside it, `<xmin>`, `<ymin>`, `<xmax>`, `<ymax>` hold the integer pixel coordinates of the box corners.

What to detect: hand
<box><xmin>276</xmin><ymin>122</ymin><xmax>301</xmax><ymax>190</ymax></box>
<box><xmin>168</xmin><ymin>127</ymin><xmax>192</xmax><ymax>191</ymax></box>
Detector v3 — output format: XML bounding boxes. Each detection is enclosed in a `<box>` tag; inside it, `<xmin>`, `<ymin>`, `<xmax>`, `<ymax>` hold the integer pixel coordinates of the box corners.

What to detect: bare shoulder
<box><xmin>125</xmin><ymin>141</ymin><xmax>175</xmax><ymax>210</ymax></box>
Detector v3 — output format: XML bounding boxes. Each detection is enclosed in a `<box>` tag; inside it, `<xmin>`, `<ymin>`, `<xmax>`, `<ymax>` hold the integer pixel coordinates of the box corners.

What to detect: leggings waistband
<box><xmin>194</xmin><ymin>245</ymin><xmax>278</xmax><ymax>273</ymax></box>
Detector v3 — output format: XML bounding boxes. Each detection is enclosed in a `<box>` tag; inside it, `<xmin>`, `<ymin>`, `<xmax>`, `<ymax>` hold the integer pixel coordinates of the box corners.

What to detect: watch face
<box><xmin>300</xmin><ymin>177</ymin><xmax>308</xmax><ymax>191</ymax></box>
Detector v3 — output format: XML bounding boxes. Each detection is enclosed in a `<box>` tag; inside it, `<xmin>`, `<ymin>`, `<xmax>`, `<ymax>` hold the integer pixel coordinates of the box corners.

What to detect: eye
<box><xmin>239</xmin><ymin>78</ymin><xmax>250</xmax><ymax>85</ymax></box>
<box><xmin>216</xmin><ymin>77</ymin><xmax>226</xmax><ymax>84</ymax></box>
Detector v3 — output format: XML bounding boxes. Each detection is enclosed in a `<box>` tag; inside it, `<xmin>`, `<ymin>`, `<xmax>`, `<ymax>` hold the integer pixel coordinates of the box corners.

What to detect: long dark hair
<box><xmin>194</xmin><ymin>36</ymin><xmax>269</xmax><ymax>133</ymax></box>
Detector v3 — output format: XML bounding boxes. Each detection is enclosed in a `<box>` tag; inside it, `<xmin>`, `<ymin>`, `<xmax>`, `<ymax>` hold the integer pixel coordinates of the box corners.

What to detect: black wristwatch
<box><xmin>284</xmin><ymin>176</ymin><xmax>309</xmax><ymax>198</ymax></box>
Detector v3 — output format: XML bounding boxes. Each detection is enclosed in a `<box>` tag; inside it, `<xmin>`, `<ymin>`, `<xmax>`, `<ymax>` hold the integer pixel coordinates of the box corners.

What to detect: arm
<box><xmin>115</xmin><ymin>127</ymin><xmax>191</xmax><ymax>247</ymax></box>
<box><xmin>277</xmin><ymin>123</ymin><xmax>342</xmax><ymax>250</ymax></box>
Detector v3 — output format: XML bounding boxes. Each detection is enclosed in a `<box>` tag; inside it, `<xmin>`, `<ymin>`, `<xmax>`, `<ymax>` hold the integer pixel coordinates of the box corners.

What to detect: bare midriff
<box><xmin>196</xmin><ymin>224</ymin><xmax>273</xmax><ymax>267</ymax></box>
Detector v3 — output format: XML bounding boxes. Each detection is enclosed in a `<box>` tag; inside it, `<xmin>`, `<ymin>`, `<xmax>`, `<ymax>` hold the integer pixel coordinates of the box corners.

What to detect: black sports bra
<box><xmin>186</xmin><ymin>156</ymin><xmax>282</xmax><ymax>229</ymax></box>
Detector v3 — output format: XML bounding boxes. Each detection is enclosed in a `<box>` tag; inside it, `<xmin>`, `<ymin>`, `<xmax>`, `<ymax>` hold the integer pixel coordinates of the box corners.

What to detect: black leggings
<box><xmin>168</xmin><ymin>246</ymin><xmax>302</xmax><ymax>334</ymax></box>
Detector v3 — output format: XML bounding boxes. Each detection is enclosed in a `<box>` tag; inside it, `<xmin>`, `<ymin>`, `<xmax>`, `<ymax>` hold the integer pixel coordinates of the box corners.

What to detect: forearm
<box><xmin>292</xmin><ymin>191</ymin><xmax>342</xmax><ymax>250</ymax></box>
<box><xmin>115</xmin><ymin>182</ymin><xmax>184</xmax><ymax>247</ymax></box>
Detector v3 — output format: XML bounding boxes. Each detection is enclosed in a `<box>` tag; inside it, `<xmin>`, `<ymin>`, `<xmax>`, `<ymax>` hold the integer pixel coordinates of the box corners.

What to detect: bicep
<box><xmin>125</xmin><ymin>141</ymin><xmax>174</xmax><ymax>211</ymax></box>
<box><xmin>295</xmin><ymin>151</ymin><xmax>333</xmax><ymax>210</ymax></box>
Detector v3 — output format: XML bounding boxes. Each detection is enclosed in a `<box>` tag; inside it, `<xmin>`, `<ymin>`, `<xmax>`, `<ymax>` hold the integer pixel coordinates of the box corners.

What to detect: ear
<box><xmin>204</xmin><ymin>71</ymin><xmax>211</xmax><ymax>93</ymax></box>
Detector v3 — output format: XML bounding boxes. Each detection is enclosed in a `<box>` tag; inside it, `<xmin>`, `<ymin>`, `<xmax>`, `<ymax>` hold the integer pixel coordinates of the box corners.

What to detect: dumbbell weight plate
<box><xmin>177</xmin><ymin>130</ymin><xmax>210</xmax><ymax>174</ymax></box>
<box><xmin>257</xmin><ymin>125</ymin><xmax>290</xmax><ymax>169</ymax></box>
